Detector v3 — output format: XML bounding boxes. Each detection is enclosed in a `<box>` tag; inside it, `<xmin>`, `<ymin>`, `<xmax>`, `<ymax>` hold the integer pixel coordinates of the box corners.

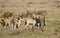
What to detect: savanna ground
<box><xmin>0</xmin><ymin>0</ymin><xmax>60</xmax><ymax>38</ymax></box>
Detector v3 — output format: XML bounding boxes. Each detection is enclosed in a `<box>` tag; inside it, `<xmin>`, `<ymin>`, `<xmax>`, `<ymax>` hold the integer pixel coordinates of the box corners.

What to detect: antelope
<box><xmin>3</xmin><ymin>17</ymin><xmax>13</xmax><ymax>29</ymax></box>
<box><xmin>0</xmin><ymin>17</ymin><xmax>5</xmax><ymax>26</ymax></box>
<box><xmin>17</xmin><ymin>15</ymin><xmax>24</xmax><ymax>25</ymax></box>
<box><xmin>12</xmin><ymin>17</ymin><xmax>18</xmax><ymax>29</ymax></box>
<box><xmin>32</xmin><ymin>13</ymin><xmax>41</xmax><ymax>29</ymax></box>
<box><xmin>25</xmin><ymin>13</ymin><xmax>45</xmax><ymax>31</ymax></box>
<box><xmin>37</xmin><ymin>14</ymin><xmax>45</xmax><ymax>31</ymax></box>
<box><xmin>12</xmin><ymin>16</ymin><xmax>24</xmax><ymax>30</ymax></box>
<box><xmin>25</xmin><ymin>16</ymin><xmax>36</xmax><ymax>29</ymax></box>
<box><xmin>0</xmin><ymin>16</ymin><xmax>11</xmax><ymax>29</ymax></box>
<box><xmin>0</xmin><ymin>17</ymin><xmax>3</xmax><ymax>23</ymax></box>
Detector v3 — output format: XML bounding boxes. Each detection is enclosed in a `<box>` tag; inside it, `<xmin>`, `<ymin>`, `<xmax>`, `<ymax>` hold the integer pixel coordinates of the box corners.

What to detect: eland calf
<box><xmin>3</xmin><ymin>17</ymin><xmax>12</xmax><ymax>29</ymax></box>
<box><xmin>12</xmin><ymin>16</ymin><xmax>24</xmax><ymax>30</ymax></box>
<box><xmin>37</xmin><ymin>14</ymin><xmax>45</xmax><ymax>31</ymax></box>
<box><xmin>25</xmin><ymin>16</ymin><xmax>36</xmax><ymax>29</ymax></box>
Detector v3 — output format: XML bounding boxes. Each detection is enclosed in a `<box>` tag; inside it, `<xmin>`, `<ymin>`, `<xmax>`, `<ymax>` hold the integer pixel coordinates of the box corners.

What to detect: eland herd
<box><xmin>0</xmin><ymin>13</ymin><xmax>46</xmax><ymax>31</ymax></box>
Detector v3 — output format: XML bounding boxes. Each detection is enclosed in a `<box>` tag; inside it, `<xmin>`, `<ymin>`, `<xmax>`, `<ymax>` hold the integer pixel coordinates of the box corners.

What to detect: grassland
<box><xmin>0</xmin><ymin>0</ymin><xmax>60</xmax><ymax>38</ymax></box>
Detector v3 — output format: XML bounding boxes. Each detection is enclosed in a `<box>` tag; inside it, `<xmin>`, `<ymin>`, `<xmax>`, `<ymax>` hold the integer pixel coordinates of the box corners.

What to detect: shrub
<box><xmin>28</xmin><ymin>2</ymin><xmax>33</xmax><ymax>4</ymax></box>
<box><xmin>37</xmin><ymin>10</ymin><xmax>47</xmax><ymax>15</ymax></box>
<box><xmin>25</xmin><ymin>10</ymin><xmax>32</xmax><ymax>17</ymax></box>
<box><xmin>39</xmin><ymin>2</ymin><xmax>47</xmax><ymax>4</ymax></box>
<box><xmin>2</xmin><ymin>11</ymin><xmax>13</xmax><ymax>17</ymax></box>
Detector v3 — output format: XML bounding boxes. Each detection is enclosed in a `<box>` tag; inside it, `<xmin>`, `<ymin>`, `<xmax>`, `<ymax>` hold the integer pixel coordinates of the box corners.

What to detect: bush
<box><xmin>25</xmin><ymin>10</ymin><xmax>32</xmax><ymax>17</ymax></box>
<box><xmin>37</xmin><ymin>10</ymin><xmax>47</xmax><ymax>15</ymax></box>
<box><xmin>20</xmin><ymin>10</ymin><xmax>47</xmax><ymax>17</ymax></box>
<box><xmin>2</xmin><ymin>12</ymin><xmax>13</xmax><ymax>17</ymax></box>
<box><xmin>28</xmin><ymin>2</ymin><xmax>33</xmax><ymax>4</ymax></box>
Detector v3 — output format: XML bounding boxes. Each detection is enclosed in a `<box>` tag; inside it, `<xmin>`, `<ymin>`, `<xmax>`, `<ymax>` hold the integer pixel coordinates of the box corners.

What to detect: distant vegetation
<box><xmin>53</xmin><ymin>0</ymin><xmax>60</xmax><ymax>8</ymax></box>
<box><xmin>28</xmin><ymin>2</ymin><xmax>33</xmax><ymax>4</ymax></box>
<box><xmin>39</xmin><ymin>2</ymin><xmax>47</xmax><ymax>4</ymax></box>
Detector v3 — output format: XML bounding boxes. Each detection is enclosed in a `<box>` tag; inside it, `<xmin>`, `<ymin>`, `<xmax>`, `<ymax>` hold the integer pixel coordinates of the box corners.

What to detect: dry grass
<box><xmin>0</xmin><ymin>0</ymin><xmax>60</xmax><ymax>38</ymax></box>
